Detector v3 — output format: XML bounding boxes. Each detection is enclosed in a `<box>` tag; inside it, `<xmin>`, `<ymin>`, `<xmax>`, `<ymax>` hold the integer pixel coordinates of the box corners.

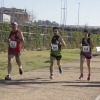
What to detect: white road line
<box><xmin>95</xmin><ymin>95</ymin><xmax>100</xmax><ymax>100</ymax></box>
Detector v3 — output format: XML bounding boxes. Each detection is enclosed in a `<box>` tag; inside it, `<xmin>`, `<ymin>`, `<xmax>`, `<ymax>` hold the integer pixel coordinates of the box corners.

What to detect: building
<box><xmin>0</xmin><ymin>7</ymin><xmax>31</xmax><ymax>24</ymax></box>
<box><xmin>0</xmin><ymin>13</ymin><xmax>11</xmax><ymax>23</ymax></box>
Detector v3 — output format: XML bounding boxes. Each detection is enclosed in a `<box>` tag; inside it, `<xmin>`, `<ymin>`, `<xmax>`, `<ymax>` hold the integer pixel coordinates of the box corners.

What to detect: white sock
<box><xmin>19</xmin><ymin>66</ymin><xmax>22</xmax><ymax>69</ymax></box>
<box><xmin>8</xmin><ymin>74</ymin><xmax>11</xmax><ymax>77</ymax></box>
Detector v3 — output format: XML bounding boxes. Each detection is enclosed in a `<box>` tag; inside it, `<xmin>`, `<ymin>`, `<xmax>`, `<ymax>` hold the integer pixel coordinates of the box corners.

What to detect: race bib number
<box><xmin>10</xmin><ymin>41</ymin><xmax>17</xmax><ymax>48</ymax></box>
<box><xmin>82</xmin><ymin>46</ymin><xmax>90</xmax><ymax>52</ymax></box>
<box><xmin>52</xmin><ymin>44</ymin><xmax>58</xmax><ymax>51</ymax></box>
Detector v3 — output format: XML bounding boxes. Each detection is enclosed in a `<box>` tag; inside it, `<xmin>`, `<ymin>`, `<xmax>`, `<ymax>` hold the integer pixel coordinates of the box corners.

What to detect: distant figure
<box><xmin>5</xmin><ymin>22</ymin><xmax>24</xmax><ymax>80</ymax></box>
<box><xmin>49</xmin><ymin>27</ymin><xmax>66</xmax><ymax>79</ymax></box>
<box><xmin>79</xmin><ymin>29</ymin><xmax>93</xmax><ymax>81</ymax></box>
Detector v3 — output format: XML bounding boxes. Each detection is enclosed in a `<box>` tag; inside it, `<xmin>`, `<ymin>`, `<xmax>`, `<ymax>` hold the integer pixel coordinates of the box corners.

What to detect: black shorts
<box><xmin>51</xmin><ymin>54</ymin><xmax>62</xmax><ymax>60</ymax></box>
<box><xmin>8</xmin><ymin>51</ymin><xmax>21</xmax><ymax>57</ymax></box>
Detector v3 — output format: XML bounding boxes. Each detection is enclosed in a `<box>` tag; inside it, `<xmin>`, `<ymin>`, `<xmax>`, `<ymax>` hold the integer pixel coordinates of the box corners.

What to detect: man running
<box><xmin>5</xmin><ymin>22</ymin><xmax>24</xmax><ymax>80</ymax></box>
<box><xmin>49</xmin><ymin>27</ymin><xmax>66</xmax><ymax>79</ymax></box>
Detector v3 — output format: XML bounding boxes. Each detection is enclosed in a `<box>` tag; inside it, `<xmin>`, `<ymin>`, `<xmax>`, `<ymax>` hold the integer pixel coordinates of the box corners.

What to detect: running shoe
<box><xmin>79</xmin><ymin>74</ymin><xmax>83</xmax><ymax>79</ymax></box>
<box><xmin>19</xmin><ymin>68</ymin><xmax>23</xmax><ymax>75</ymax></box>
<box><xmin>87</xmin><ymin>74</ymin><xmax>90</xmax><ymax>81</ymax></box>
<box><xmin>50</xmin><ymin>75</ymin><xmax>54</xmax><ymax>79</ymax></box>
<box><xmin>59</xmin><ymin>67</ymin><xmax>62</xmax><ymax>74</ymax></box>
<box><xmin>5</xmin><ymin>75</ymin><xmax>11</xmax><ymax>80</ymax></box>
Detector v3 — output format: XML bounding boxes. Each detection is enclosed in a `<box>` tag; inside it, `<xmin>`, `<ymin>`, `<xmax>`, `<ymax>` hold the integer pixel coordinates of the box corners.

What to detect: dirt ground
<box><xmin>0</xmin><ymin>56</ymin><xmax>100</xmax><ymax>100</ymax></box>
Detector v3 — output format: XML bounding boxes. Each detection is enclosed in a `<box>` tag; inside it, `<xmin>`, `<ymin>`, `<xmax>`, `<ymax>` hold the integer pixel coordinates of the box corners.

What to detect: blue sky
<box><xmin>1</xmin><ymin>0</ymin><xmax>100</xmax><ymax>26</ymax></box>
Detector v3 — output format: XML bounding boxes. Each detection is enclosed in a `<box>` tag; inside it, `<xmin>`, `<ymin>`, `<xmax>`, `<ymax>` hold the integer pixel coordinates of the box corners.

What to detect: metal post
<box><xmin>60</xmin><ymin>0</ymin><xmax>63</xmax><ymax>26</ymax></box>
<box><xmin>78</xmin><ymin>2</ymin><xmax>80</xmax><ymax>28</ymax></box>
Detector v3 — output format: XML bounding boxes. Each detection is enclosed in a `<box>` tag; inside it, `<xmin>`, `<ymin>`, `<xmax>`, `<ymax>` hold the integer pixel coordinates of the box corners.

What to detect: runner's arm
<box><xmin>79</xmin><ymin>39</ymin><xmax>82</xmax><ymax>49</ymax></box>
<box><xmin>49</xmin><ymin>43</ymin><xmax>52</xmax><ymax>47</ymax></box>
<box><xmin>87</xmin><ymin>39</ymin><xmax>93</xmax><ymax>49</ymax></box>
<box><xmin>16</xmin><ymin>31</ymin><xmax>24</xmax><ymax>42</ymax></box>
<box><xmin>58</xmin><ymin>37</ymin><xmax>66</xmax><ymax>47</ymax></box>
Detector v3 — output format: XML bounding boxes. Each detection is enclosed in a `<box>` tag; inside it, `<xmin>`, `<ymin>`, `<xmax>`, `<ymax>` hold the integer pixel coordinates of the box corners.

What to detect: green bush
<box><xmin>0</xmin><ymin>23</ymin><xmax>99</xmax><ymax>52</ymax></box>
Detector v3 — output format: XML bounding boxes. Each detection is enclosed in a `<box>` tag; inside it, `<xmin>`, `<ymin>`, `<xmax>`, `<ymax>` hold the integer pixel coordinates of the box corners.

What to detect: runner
<box><xmin>49</xmin><ymin>27</ymin><xmax>66</xmax><ymax>79</ymax></box>
<box><xmin>79</xmin><ymin>29</ymin><xmax>93</xmax><ymax>81</ymax></box>
<box><xmin>5</xmin><ymin>22</ymin><xmax>24</xmax><ymax>80</ymax></box>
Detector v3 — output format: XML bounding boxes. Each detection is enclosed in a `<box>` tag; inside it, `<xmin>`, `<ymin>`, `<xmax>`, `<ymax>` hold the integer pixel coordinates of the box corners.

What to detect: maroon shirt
<box><xmin>8</xmin><ymin>30</ymin><xmax>21</xmax><ymax>52</ymax></box>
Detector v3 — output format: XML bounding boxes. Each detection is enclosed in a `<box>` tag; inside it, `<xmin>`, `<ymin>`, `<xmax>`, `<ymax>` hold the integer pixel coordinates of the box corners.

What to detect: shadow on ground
<box><xmin>0</xmin><ymin>78</ymin><xmax>100</xmax><ymax>88</ymax></box>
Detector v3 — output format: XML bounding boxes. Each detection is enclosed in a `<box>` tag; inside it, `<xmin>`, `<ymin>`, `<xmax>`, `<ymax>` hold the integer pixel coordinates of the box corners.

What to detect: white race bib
<box><xmin>10</xmin><ymin>41</ymin><xmax>17</xmax><ymax>48</ymax></box>
<box><xmin>82</xmin><ymin>46</ymin><xmax>90</xmax><ymax>52</ymax></box>
<box><xmin>52</xmin><ymin>44</ymin><xmax>58</xmax><ymax>51</ymax></box>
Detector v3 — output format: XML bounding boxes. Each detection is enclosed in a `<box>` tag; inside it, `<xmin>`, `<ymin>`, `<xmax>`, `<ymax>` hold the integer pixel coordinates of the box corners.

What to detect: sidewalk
<box><xmin>0</xmin><ymin>56</ymin><xmax>100</xmax><ymax>100</ymax></box>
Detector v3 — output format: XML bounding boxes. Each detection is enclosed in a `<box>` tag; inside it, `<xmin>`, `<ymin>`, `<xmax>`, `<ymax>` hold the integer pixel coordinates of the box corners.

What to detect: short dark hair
<box><xmin>53</xmin><ymin>27</ymin><xmax>59</xmax><ymax>31</ymax></box>
<box><xmin>84</xmin><ymin>29</ymin><xmax>88</xmax><ymax>33</ymax></box>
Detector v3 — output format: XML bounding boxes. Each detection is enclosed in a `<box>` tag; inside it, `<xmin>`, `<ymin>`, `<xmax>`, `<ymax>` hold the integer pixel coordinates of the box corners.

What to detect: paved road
<box><xmin>0</xmin><ymin>56</ymin><xmax>100</xmax><ymax>100</ymax></box>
